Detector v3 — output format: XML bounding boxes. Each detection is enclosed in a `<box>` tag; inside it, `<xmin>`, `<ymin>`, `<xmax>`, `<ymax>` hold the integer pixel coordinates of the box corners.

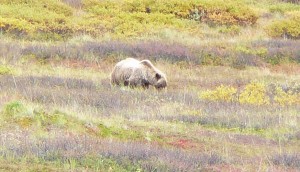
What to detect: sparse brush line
<box><xmin>0</xmin><ymin>76</ymin><xmax>98</xmax><ymax>91</ymax></box>
<box><xmin>0</xmin><ymin>39</ymin><xmax>300</xmax><ymax>67</ymax></box>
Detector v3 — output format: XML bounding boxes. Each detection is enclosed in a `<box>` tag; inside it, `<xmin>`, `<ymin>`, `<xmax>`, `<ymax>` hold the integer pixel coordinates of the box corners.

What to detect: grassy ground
<box><xmin>0</xmin><ymin>57</ymin><xmax>299</xmax><ymax>171</ymax></box>
<box><xmin>0</xmin><ymin>0</ymin><xmax>300</xmax><ymax>171</ymax></box>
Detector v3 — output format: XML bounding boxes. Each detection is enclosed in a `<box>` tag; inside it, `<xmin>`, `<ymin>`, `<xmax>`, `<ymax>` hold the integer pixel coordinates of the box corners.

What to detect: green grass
<box><xmin>0</xmin><ymin>65</ymin><xmax>13</xmax><ymax>75</ymax></box>
<box><xmin>0</xmin><ymin>155</ymin><xmax>136</xmax><ymax>172</ymax></box>
<box><xmin>0</xmin><ymin>101</ymin><xmax>151</xmax><ymax>141</ymax></box>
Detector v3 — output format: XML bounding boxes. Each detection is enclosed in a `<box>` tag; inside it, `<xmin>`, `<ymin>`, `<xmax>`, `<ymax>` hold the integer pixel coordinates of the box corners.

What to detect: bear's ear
<box><xmin>155</xmin><ymin>73</ymin><xmax>161</xmax><ymax>80</ymax></box>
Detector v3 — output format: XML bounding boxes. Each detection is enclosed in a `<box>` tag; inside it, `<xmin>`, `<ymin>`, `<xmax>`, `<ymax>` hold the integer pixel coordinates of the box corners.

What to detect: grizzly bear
<box><xmin>111</xmin><ymin>58</ymin><xmax>167</xmax><ymax>89</ymax></box>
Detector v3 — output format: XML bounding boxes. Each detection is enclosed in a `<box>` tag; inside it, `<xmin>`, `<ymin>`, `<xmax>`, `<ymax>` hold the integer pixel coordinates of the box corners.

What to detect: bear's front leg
<box><xmin>141</xmin><ymin>79</ymin><xmax>150</xmax><ymax>89</ymax></box>
<box><xmin>127</xmin><ymin>76</ymin><xmax>147</xmax><ymax>88</ymax></box>
<box><xmin>126</xmin><ymin>77</ymin><xmax>138</xmax><ymax>88</ymax></box>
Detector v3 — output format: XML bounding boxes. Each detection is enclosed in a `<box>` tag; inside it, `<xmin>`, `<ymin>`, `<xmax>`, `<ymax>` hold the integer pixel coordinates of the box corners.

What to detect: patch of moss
<box><xmin>3</xmin><ymin>101</ymin><xmax>26</xmax><ymax>118</ymax></box>
<box><xmin>97</xmin><ymin>124</ymin><xmax>143</xmax><ymax>140</ymax></box>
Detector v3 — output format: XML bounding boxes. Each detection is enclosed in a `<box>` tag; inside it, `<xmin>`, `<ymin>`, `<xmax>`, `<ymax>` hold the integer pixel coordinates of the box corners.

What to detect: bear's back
<box><xmin>116</xmin><ymin>58</ymin><xmax>141</xmax><ymax>69</ymax></box>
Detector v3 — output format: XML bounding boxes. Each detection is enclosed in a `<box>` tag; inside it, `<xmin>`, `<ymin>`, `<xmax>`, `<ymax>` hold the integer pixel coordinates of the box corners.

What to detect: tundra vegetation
<box><xmin>0</xmin><ymin>0</ymin><xmax>299</xmax><ymax>171</ymax></box>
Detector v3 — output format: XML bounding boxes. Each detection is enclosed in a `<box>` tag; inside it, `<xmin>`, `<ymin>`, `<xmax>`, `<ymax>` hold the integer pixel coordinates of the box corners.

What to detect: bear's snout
<box><xmin>155</xmin><ymin>80</ymin><xmax>167</xmax><ymax>90</ymax></box>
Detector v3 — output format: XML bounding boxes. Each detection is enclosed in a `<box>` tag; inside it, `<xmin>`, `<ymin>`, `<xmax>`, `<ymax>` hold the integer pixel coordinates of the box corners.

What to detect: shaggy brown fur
<box><xmin>111</xmin><ymin>58</ymin><xmax>167</xmax><ymax>89</ymax></box>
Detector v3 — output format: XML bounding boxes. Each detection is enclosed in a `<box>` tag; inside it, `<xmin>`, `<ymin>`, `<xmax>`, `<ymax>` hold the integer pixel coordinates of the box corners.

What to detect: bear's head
<box><xmin>153</xmin><ymin>73</ymin><xmax>167</xmax><ymax>90</ymax></box>
<box><xmin>140</xmin><ymin>59</ymin><xmax>167</xmax><ymax>90</ymax></box>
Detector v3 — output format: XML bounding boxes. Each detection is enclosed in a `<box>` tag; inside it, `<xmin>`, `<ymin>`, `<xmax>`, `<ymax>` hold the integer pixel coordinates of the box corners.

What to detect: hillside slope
<box><xmin>0</xmin><ymin>0</ymin><xmax>299</xmax><ymax>40</ymax></box>
<box><xmin>0</xmin><ymin>0</ymin><xmax>299</xmax><ymax>171</ymax></box>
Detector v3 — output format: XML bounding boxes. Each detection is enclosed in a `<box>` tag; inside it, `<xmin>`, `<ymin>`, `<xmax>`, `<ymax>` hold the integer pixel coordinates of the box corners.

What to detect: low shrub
<box><xmin>0</xmin><ymin>0</ymin><xmax>259</xmax><ymax>39</ymax></box>
<box><xmin>200</xmin><ymin>82</ymin><xmax>300</xmax><ymax>106</ymax></box>
<box><xmin>193</xmin><ymin>0</ymin><xmax>258</xmax><ymax>26</ymax></box>
<box><xmin>200</xmin><ymin>85</ymin><xmax>237</xmax><ymax>102</ymax></box>
<box><xmin>0</xmin><ymin>17</ymin><xmax>34</xmax><ymax>35</ymax></box>
<box><xmin>266</xmin><ymin>11</ymin><xmax>300</xmax><ymax>39</ymax></box>
<box><xmin>130</xmin><ymin>0</ymin><xmax>258</xmax><ymax>25</ymax></box>
<box><xmin>1</xmin><ymin>0</ymin><xmax>73</xmax><ymax>16</ymax></box>
<box><xmin>0</xmin><ymin>2</ymin><xmax>74</xmax><ymax>40</ymax></box>
<box><xmin>274</xmin><ymin>86</ymin><xmax>300</xmax><ymax>106</ymax></box>
<box><xmin>239</xmin><ymin>82</ymin><xmax>270</xmax><ymax>105</ymax></box>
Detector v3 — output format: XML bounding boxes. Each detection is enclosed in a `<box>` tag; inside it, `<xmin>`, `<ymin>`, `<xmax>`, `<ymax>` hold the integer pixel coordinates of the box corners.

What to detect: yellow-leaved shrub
<box><xmin>274</xmin><ymin>87</ymin><xmax>300</xmax><ymax>106</ymax></box>
<box><xmin>0</xmin><ymin>0</ymin><xmax>259</xmax><ymax>39</ymax></box>
<box><xmin>239</xmin><ymin>82</ymin><xmax>270</xmax><ymax>105</ymax></box>
<box><xmin>266</xmin><ymin>11</ymin><xmax>300</xmax><ymax>39</ymax></box>
<box><xmin>199</xmin><ymin>85</ymin><xmax>237</xmax><ymax>102</ymax></box>
<box><xmin>0</xmin><ymin>17</ymin><xmax>34</xmax><ymax>34</ymax></box>
<box><xmin>201</xmin><ymin>82</ymin><xmax>300</xmax><ymax>106</ymax></box>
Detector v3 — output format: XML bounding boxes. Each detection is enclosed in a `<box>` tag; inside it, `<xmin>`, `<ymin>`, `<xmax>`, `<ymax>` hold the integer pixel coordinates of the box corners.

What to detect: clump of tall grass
<box><xmin>272</xmin><ymin>153</ymin><xmax>300</xmax><ymax>168</ymax></box>
<box><xmin>251</xmin><ymin>39</ymin><xmax>300</xmax><ymax>64</ymax></box>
